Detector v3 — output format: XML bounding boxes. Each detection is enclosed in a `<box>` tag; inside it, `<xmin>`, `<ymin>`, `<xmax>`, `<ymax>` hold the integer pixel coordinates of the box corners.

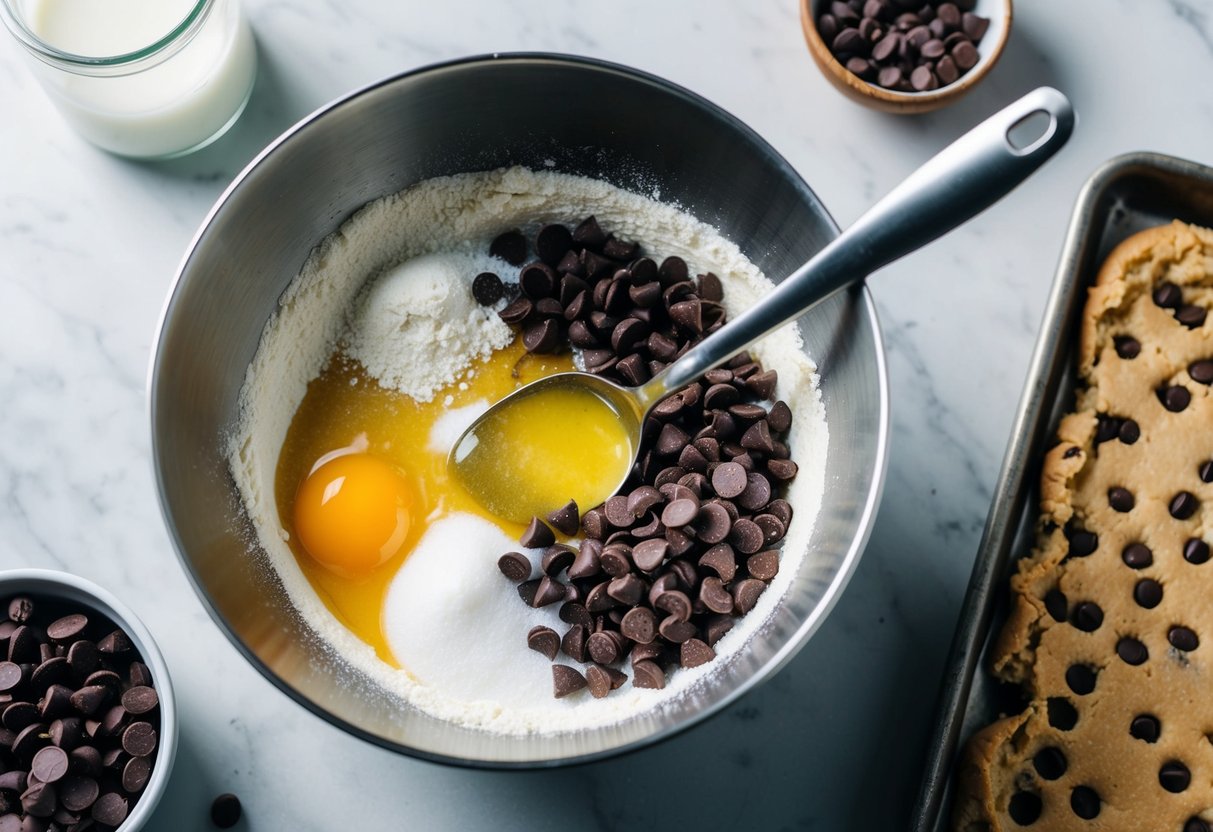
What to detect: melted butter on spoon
<box><xmin>450</xmin><ymin>378</ymin><xmax>635</xmax><ymax>524</ymax></box>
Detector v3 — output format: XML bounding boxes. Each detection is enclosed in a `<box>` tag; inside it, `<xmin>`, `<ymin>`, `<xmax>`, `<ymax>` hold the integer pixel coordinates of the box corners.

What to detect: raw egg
<box><xmin>275</xmin><ymin>341</ymin><xmax>576</xmax><ymax>664</ymax></box>
<box><xmin>293</xmin><ymin>450</ymin><xmax>412</xmax><ymax>577</ymax></box>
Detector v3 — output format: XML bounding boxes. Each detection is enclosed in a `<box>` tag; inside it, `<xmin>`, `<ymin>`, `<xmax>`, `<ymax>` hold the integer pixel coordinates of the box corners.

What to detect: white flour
<box><xmin>346</xmin><ymin>251</ymin><xmax>517</xmax><ymax>402</ymax></box>
<box><xmin>227</xmin><ymin>167</ymin><xmax>829</xmax><ymax>734</ymax></box>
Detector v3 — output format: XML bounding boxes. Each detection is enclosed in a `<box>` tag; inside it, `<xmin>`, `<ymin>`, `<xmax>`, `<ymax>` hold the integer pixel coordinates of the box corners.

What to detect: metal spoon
<box><xmin>451</xmin><ymin>87</ymin><xmax>1075</xmax><ymax>523</ymax></box>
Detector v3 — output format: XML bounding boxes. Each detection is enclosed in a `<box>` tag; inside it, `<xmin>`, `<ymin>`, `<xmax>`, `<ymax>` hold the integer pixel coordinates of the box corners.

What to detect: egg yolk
<box><xmin>292</xmin><ymin>452</ymin><xmax>412</xmax><ymax>577</ymax></box>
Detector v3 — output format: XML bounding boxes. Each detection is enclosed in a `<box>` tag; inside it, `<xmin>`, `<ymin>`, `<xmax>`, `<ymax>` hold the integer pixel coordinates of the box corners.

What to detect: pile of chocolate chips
<box><xmin>0</xmin><ymin>595</ymin><xmax>162</xmax><ymax>830</ymax></box>
<box><xmin>817</xmin><ymin>0</ymin><xmax>990</xmax><ymax>92</ymax></box>
<box><xmin>480</xmin><ymin>217</ymin><xmax>799</xmax><ymax>698</ymax></box>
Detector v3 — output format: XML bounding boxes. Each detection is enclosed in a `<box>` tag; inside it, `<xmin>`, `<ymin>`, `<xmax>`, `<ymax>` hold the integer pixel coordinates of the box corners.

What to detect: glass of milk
<box><xmin>0</xmin><ymin>0</ymin><xmax>257</xmax><ymax>158</ymax></box>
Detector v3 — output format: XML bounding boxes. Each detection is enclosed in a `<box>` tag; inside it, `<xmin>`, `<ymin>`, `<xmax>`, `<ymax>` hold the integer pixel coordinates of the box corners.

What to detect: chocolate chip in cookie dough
<box><xmin>1033</xmin><ymin>746</ymin><xmax>1068</xmax><ymax>780</ymax></box>
<box><xmin>1044</xmin><ymin>589</ymin><xmax>1067</xmax><ymax>622</ymax></box>
<box><xmin>1131</xmin><ymin>713</ymin><xmax>1162</xmax><ymax>743</ymax></box>
<box><xmin>1118</xmin><ymin>418</ymin><xmax>1141</xmax><ymax>444</ymax></box>
<box><xmin>1200</xmin><ymin>460</ymin><xmax>1213</xmax><ymax>483</ymax></box>
<box><xmin>1177</xmin><ymin>304</ymin><xmax>1208</xmax><ymax>329</ymax></box>
<box><xmin>1184</xmin><ymin>538</ymin><xmax>1210</xmax><ymax>564</ymax></box>
<box><xmin>1007</xmin><ymin>791</ymin><xmax>1042</xmax><ymax>826</ymax></box>
<box><xmin>1066</xmin><ymin>528</ymin><xmax>1098</xmax><ymax>557</ymax></box>
<box><xmin>1070</xmin><ymin>786</ymin><xmax>1101</xmax><ymax>820</ymax></box>
<box><xmin>1190</xmin><ymin>360</ymin><xmax>1213</xmax><ymax>385</ymax></box>
<box><xmin>1134</xmin><ymin>579</ymin><xmax>1164</xmax><ymax>609</ymax></box>
<box><xmin>1185</xmin><ymin>817</ymin><xmax>1211</xmax><ymax>832</ymax></box>
<box><xmin>1047</xmin><ymin>697</ymin><xmax>1078</xmax><ymax>731</ymax></box>
<box><xmin>1160</xmin><ymin>760</ymin><xmax>1192</xmax><ymax>793</ymax></box>
<box><xmin>1122</xmin><ymin>542</ymin><xmax>1153</xmax><ymax>569</ymax></box>
<box><xmin>1113</xmin><ymin>335</ymin><xmax>1141</xmax><ymax>359</ymax></box>
<box><xmin>1159</xmin><ymin>385</ymin><xmax>1192</xmax><ymax>412</ymax></box>
<box><xmin>1154</xmin><ymin>282</ymin><xmax>1183</xmax><ymax>309</ymax></box>
<box><xmin>1065</xmin><ymin>664</ymin><xmax>1097</xmax><ymax>695</ymax></box>
<box><xmin>1169</xmin><ymin>626</ymin><xmax>1199</xmax><ymax>652</ymax></box>
<box><xmin>1108</xmin><ymin>486</ymin><xmax>1135</xmax><ymax>513</ymax></box>
<box><xmin>1169</xmin><ymin>491</ymin><xmax>1199</xmax><ymax>520</ymax></box>
<box><xmin>1070</xmin><ymin>602</ymin><xmax>1103</xmax><ymax>632</ymax></box>
<box><xmin>1117</xmin><ymin>636</ymin><xmax>1149</xmax><ymax>665</ymax></box>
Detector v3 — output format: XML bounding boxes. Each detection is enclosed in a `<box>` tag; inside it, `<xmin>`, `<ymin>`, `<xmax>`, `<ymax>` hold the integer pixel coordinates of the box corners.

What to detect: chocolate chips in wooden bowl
<box><xmin>0</xmin><ymin>591</ymin><xmax>165</xmax><ymax>830</ymax></box>
<box><xmin>480</xmin><ymin>217</ymin><xmax>800</xmax><ymax>698</ymax></box>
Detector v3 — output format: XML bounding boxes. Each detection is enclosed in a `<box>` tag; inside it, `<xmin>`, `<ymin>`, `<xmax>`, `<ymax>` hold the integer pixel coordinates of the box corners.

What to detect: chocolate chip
<box><xmin>732</xmin><ymin>579</ymin><xmax>766</xmax><ymax>615</ymax></box>
<box><xmin>58</xmin><ymin>775</ymin><xmax>98</xmax><ymax>813</ymax></box>
<box><xmin>122</xmin><ymin>755</ymin><xmax>150</xmax><ymax>794</ymax></box>
<box><xmin>96</xmin><ymin>630</ymin><xmax>131</xmax><ymax>656</ymax></box>
<box><xmin>535</xmin><ymin>224</ymin><xmax>573</xmax><ymax>266</ymax></box>
<box><xmin>69</xmin><ymin>686</ymin><xmax>109</xmax><ymax>717</ymax></box>
<box><xmin>490</xmin><ymin>229</ymin><xmax>527</xmax><ymax>265</ymax></box>
<box><xmin>560</xmin><ymin>625</ymin><xmax>587</xmax><ymax>663</ymax></box>
<box><xmin>661</xmin><ymin>498</ymin><xmax>699</xmax><ymax>529</ymax></box>
<box><xmin>1190</xmin><ymin>359</ymin><xmax>1213</xmax><ymax>384</ymax></box>
<box><xmin>1169</xmin><ymin>626</ymin><xmax>1199</xmax><ymax>652</ymax></box>
<box><xmin>1070</xmin><ymin>786</ymin><xmax>1100</xmax><ymax>820</ymax></box>
<box><xmin>632</xmin><ymin>539</ymin><xmax>668</xmax><ymax>572</ymax></box>
<box><xmin>654</xmin><ymin>590</ymin><xmax>692</xmax><ymax>623</ymax></box>
<box><xmin>551</xmin><ymin>665</ymin><xmax>587</xmax><ymax>699</ymax></box>
<box><xmin>606</xmin><ymin>574</ymin><xmax>645</xmax><ymax>606</ymax></box>
<box><xmin>680</xmin><ymin>638</ymin><xmax>715</xmax><ymax>669</ymax></box>
<box><xmin>30</xmin><ymin>746</ymin><xmax>67</xmax><ymax>784</ymax></box>
<box><xmin>746</xmin><ymin>550</ymin><xmax>780</xmax><ymax>581</ymax></box>
<box><xmin>620</xmin><ymin>608</ymin><xmax>657</xmax><ymax>644</ymax></box>
<box><xmin>91</xmin><ymin>792</ymin><xmax>127</xmax><ymax>826</ymax></box>
<box><xmin>540</xmin><ymin>500</ymin><xmax>580</xmax><ymax>537</ymax></box>
<box><xmin>496</xmin><ymin>553</ymin><xmax>531</xmax><ymax>583</ymax></box>
<box><xmin>1008</xmin><ymin>791</ymin><xmax>1042</xmax><ymax>826</ymax></box>
<box><xmin>1066</xmin><ymin>527</ymin><xmax>1097</xmax><ymax>556</ymax></box>
<box><xmin>0</xmin><ymin>663</ymin><xmax>22</xmax><ymax>694</ymax></box>
<box><xmin>1070</xmin><ymin>602</ymin><xmax>1103</xmax><ymax>632</ymax></box>
<box><xmin>1108</xmin><ymin>486</ymin><xmax>1135</xmax><ymax>512</ymax></box>
<box><xmin>698</xmin><ymin>578</ymin><xmax>734</xmax><ymax>616</ymax></box>
<box><xmin>696</xmin><ymin>503</ymin><xmax>733</xmax><ymax>546</ymax></box>
<box><xmin>1113</xmin><ymin>334</ymin><xmax>1141</xmax><ymax>358</ymax></box>
<box><xmin>1032</xmin><ymin>746</ymin><xmax>1067</xmax><ymax>781</ymax></box>
<box><xmin>1095</xmin><ymin>414</ymin><xmax>1121</xmax><ymax>443</ymax></box>
<box><xmin>737</xmin><ymin>473</ymin><xmax>772</xmax><ymax>512</ymax></box>
<box><xmin>1160</xmin><ymin>385</ymin><xmax>1192</xmax><ymax>412</ymax></box>
<box><xmin>730</xmin><ymin>519</ymin><xmax>765</xmax><ymax>556</ymax></box>
<box><xmin>526</xmin><ymin>626</ymin><xmax>560</xmax><ymax>661</ymax></box>
<box><xmin>531</xmin><ymin>577</ymin><xmax>566</xmax><ymax>608</ymax></box>
<box><xmin>1154</xmin><ymin>282</ymin><xmax>1183</xmax><ymax>308</ymax></box>
<box><xmin>6</xmin><ymin>600</ymin><xmax>32</xmax><ymax>625</ymax></box>
<box><xmin>1122</xmin><ymin>542</ymin><xmax>1152</xmax><ymax>569</ymax></box>
<box><xmin>1185</xmin><ymin>818</ymin><xmax>1210</xmax><ymax>832</ymax></box>
<box><xmin>1178</xmin><ymin>304</ymin><xmax>1207</xmax><ymax>328</ymax></box>
<box><xmin>1184</xmin><ymin>538</ymin><xmax>1210</xmax><ymax>564</ymax></box>
<box><xmin>586</xmin><ymin>631</ymin><xmax>625</xmax><ymax>665</ymax></box>
<box><xmin>1065</xmin><ymin>664</ymin><xmax>1096</xmax><ymax>695</ymax></box>
<box><xmin>1160</xmin><ymin>760</ymin><xmax>1191</xmax><ymax>793</ymax></box>
<box><xmin>498</xmin><ymin>297</ymin><xmax>533</xmax><ymax>325</ymax></box>
<box><xmin>519</xmin><ymin>518</ymin><xmax>555</xmax><ymax>549</ymax></box>
<box><xmin>1117</xmin><ymin>637</ymin><xmax>1148</xmax><ymax>665</ymax></box>
<box><xmin>2</xmin><ymin>702</ymin><xmax>37</xmax><ymax>732</ymax></box>
<box><xmin>632</xmin><ymin>660</ymin><xmax>665</xmax><ymax>690</ymax></box>
<box><xmin>1118</xmin><ymin>418</ymin><xmax>1140</xmax><ymax>444</ymax></box>
<box><xmin>1131</xmin><ymin>713</ymin><xmax>1161</xmax><ymax>742</ymax></box>
<box><xmin>711</xmin><ymin>462</ymin><xmax>747</xmax><ymax>499</ymax></box>
<box><xmin>522</xmin><ymin>319</ymin><xmax>560</xmax><ymax>354</ymax></box>
<box><xmin>1044</xmin><ymin>589</ymin><xmax>1067</xmax><ymax>622</ymax></box>
<box><xmin>1047</xmin><ymin>697</ymin><xmax>1078</xmax><ymax>730</ymax></box>
<box><xmin>1134</xmin><ymin>579</ymin><xmax>1163</xmax><ymax>609</ymax></box>
<box><xmin>1170</xmin><ymin>491</ymin><xmax>1199</xmax><ymax>520</ymax></box>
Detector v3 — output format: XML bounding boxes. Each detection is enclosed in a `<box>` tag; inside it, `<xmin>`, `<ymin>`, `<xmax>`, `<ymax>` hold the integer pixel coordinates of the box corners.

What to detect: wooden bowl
<box><xmin>801</xmin><ymin>0</ymin><xmax>1013</xmax><ymax>114</ymax></box>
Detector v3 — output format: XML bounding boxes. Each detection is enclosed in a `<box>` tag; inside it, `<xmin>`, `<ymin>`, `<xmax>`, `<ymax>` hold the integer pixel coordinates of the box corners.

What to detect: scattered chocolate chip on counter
<box><xmin>210</xmin><ymin>792</ymin><xmax>242</xmax><ymax>829</ymax></box>
<box><xmin>817</xmin><ymin>0</ymin><xmax>990</xmax><ymax>92</ymax></box>
<box><xmin>487</xmin><ymin>216</ymin><xmax>800</xmax><ymax>698</ymax></box>
<box><xmin>0</xmin><ymin>594</ymin><xmax>162</xmax><ymax>831</ymax></box>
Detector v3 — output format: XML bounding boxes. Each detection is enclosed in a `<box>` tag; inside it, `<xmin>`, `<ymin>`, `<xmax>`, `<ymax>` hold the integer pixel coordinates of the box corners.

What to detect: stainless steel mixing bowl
<box><xmin>150</xmin><ymin>54</ymin><xmax>889</xmax><ymax>767</ymax></box>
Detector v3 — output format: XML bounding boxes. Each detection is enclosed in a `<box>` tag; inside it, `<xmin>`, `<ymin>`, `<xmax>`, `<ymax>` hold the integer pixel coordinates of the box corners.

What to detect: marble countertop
<box><xmin>1</xmin><ymin>0</ymin><xmax>1210</xmax><ymax>828</ymax></box>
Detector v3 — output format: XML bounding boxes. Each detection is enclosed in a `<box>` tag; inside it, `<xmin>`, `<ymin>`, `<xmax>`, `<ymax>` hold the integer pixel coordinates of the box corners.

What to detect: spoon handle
<box><xmin>636</xmin><ymin>86</ymin><xmax>1076</xmax><ymax>408</ymax></box>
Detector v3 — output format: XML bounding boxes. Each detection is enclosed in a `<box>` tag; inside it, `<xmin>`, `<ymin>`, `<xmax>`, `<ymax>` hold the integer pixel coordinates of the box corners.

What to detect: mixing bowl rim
<box><xmin>148</xmin><ymin>51</ymin><xmax>890</xmax><ymax>769</ymax></box>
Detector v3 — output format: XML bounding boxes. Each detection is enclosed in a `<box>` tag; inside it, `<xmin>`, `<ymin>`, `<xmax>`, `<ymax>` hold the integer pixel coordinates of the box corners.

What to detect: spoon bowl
<box><xmin>451</xmin><ymin>86</ymin><xmax>1075</xmax><ymax>524</ymax></box>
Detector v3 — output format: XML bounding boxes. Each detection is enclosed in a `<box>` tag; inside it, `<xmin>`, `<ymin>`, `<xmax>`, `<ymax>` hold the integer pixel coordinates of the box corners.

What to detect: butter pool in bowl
<box><xmin>150</xmin><ymin>54</ymin><xmax>889</xmax><ymax>766</ymax></box>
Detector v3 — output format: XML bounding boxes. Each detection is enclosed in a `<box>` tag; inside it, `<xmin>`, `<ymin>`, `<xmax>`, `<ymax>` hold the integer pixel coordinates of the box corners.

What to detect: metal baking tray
<box><xmin>910</xmin><ymin>151</ymin><xmax>1213</xmax><ymax>832</ymax></box>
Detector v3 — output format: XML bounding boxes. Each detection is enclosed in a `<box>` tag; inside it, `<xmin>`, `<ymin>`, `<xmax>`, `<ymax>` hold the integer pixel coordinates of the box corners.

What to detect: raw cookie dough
<box><xmin>955</xmin><ymin>221</ymin><xmax>1213</xmax><ymax>832</ymax></box>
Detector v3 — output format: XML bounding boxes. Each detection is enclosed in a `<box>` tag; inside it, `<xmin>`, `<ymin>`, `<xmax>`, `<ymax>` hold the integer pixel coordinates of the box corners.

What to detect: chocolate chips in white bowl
<box><xmin>482</xmin><ymin>216</ymin><xmax>800</xmax><ymax>699</ymax></box>
<box><xmin>817</xmin><ymin>0</ymin><xmax>992</xmax><ymax>92</ymax></box>
<box><xmin>0</xmin><ymin>595</ymin><xmax>162</xmax><ymax>830</ymax></box>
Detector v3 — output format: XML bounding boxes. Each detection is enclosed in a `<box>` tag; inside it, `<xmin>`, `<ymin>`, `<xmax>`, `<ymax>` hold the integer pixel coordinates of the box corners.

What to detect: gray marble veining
<box><xmin>1</xmin><ymin>0</ymin><xmax>1212</xmax><ymax>828</ymax></box>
